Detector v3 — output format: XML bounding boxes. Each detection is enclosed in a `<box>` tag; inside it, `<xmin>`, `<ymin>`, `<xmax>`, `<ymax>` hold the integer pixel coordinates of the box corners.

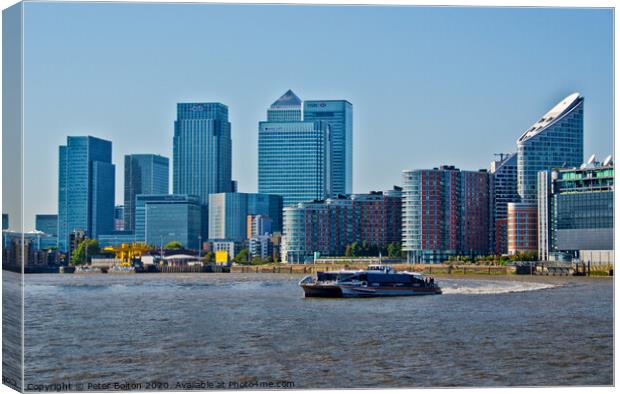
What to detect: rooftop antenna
<box><xmin>603</xmin><ymin>155</ymin><xmax>613</xmax><ymax>166</ymax></box>
<box><xmin>587</xmin><ymin>154</ymin><xmax>596</xmax><ymax>165</ymax></box>
<box><xmin>494</xmin><ymin>153</ymin><xmax>509</xmax><ymax>162</ymax></box>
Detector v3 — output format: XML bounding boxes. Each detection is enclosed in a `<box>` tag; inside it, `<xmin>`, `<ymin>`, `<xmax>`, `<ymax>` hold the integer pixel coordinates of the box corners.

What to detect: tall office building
<box><xmin>489</xmin><ymin>153</ymin><xmax>519</xmax><ymax>254</ymax></box>
<box><xmin>208</xmin><ymin>193</ymin><xmax>282</xmax><ymax>242</ymax></box>
<box><xmin>402</xmin><ymin>166</ymin><xmax>490</xmax><ymax>263</ymax></box>
<box><xmin>35</xmin><ymin>214</ymin><xmax>58</xmax><ymax>236</ymax></box>
<box><xmin>173</xmin><ymin>102</ymin><xmax>232</xmax><ymax>238</ymax></box>
<box><xmin>517</xmin><ymin>93</ymin><xmax>584</xmax><ymax>203</ymax></box>
<box><xmin>2</xmin><ymin>214</ymin><xmax>8</xmax><ymax>230</ymax></box>
<box><xmin>303</xmin><ymin>100</ymin><xmax>353</xmax><ymax>195</ymax></box>
<box><xmin>124</xmin><ymin>154</ymin><xmax>169</xmax><ymax>231</ymax></box>
<box><xmin>58</xmin><ymin>136</ymin><xmax>115</xmax><ymax>253</ymax></box>
<box><xmin>259</xmin><ymin>91</ymin><xmax>332</xmax><ymax>207</ymax></box>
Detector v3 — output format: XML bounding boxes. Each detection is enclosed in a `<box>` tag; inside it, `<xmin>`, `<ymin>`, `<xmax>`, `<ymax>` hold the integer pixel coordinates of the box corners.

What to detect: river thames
<box><xmin>4</xmin><ymin>272</ymin><xmax>613</xmax><ymax>389</ymax></box>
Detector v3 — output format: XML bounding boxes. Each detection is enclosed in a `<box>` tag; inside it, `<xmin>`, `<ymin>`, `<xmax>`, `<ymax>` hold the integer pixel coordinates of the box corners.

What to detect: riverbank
<box><xmin>233</xmin><ymin>263</ymin><xmax>514</xmax><ymax>275</ymax></box>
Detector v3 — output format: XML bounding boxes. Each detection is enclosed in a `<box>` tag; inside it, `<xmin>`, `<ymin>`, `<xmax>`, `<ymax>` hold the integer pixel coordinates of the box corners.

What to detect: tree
<box><xmin>164</xmin><ymin>241</ymin><xmax>183</xmax><ymax>249</ymax></box>
<box><xmin>202</xmin><ymin>251</ymin><xmax>215</xmax><ymax>263</ymax></box>
<box><xmin>387</xmin><ymin>242</ymin><xmax>401</xmax><ymax>259</ymax></box>
<box><xmin>71</xmin><ymin>239</ymin><xmax>100</xmax><ymax>266</ymax></box>
<box><xmin>234</xmin><ymin>248</ymin><xmax>249</xmax><ymax>264</ymax></box>
<box><xmin>350</xmin><ymin>241</ymin><xmax>362</xmax><ymax>257</ymax></box>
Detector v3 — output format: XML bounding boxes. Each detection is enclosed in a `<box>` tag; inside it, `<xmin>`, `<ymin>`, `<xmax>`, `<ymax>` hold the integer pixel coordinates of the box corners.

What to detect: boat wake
<box><xmin>440</xmin><ymin>279</ymin><xmax>560</xmax><ymax>295</ymax></box>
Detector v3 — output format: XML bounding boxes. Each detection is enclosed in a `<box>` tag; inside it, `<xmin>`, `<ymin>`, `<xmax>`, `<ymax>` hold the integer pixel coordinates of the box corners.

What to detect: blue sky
<box><xmin>19</xmin><ymin>3</ymin><xmax>613</xmax><ymax>230</ymax></box>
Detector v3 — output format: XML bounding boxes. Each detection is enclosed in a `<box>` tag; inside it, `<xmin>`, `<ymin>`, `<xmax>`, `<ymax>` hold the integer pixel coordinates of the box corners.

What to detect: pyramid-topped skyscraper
<box><xmin>267</xmin><ymin>89</ymin><xmax>303</xmax><ymax>122</ymax></box>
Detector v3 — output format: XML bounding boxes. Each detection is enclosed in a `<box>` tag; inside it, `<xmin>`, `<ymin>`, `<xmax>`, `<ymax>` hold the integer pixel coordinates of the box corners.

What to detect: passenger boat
<box><xmin>299</xmin><ymin>264</ymin><xmax>442</xmax><ymax>298</ymax></box>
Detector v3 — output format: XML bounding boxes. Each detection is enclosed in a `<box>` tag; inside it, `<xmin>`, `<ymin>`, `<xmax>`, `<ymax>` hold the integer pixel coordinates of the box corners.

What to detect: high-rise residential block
<box><xmin>123</xmin><ymin>154</ymin><xmax>169</xmax><ymax>231</ymax></box>
<box><xmin>507</xmin><ymin>202</ymin><xmax>537</xmax><ymax>255</ymax></box>
<box><xmin>402</xmin><ymin>166</ymin><xmax>490</xmax><ymax>263</ymax></box>
<box><xmin>489</xmin><ymin>153</ymin><xmax>519</xmax><ymax>255</ymax></box>
<box><xmin>517</xmin><ymin>93</ymin><xmax>584</xmax><ymax>203</ymax></box>
<box><xmin>282</xmin><ymin>187</ymin><xmax>402</xmax><ymax>263</ymax></box>
<box><xmin>58</xmin><ymin>136</ymin><xmax>115</xmax><ymax>252</ymax></box>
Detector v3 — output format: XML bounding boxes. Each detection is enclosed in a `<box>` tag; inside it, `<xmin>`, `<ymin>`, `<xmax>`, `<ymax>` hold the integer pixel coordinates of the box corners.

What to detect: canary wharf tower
<box><xmin>517</xmin><ymin>93</ymin><xmax>584</xmax><ymax>203</ymax></box>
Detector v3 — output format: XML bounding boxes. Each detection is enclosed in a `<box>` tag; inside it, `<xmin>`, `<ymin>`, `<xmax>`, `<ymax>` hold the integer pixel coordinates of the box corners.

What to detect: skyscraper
<box><xmin>303</xmin><ymin>100</ymin><xmax>353</xmax><ymax>195</ymax></box>
<box><xmin>123</xmin><ymin>154</ymin><xmax>169</xmax><ymax>231</ymax></box>
<box><xmin>489</xmin><ymin>153</ymin><xmax>519</xmax><ymax>254</ymax></box>
<box><xmin>259</xmin><ymin>91</ymin><xmax>332</xmax><ymax>207</ymax></box>
<box><xmin>517</xmin><ymin>93</ymin><xmax>584</xmax><ymax>203</ymax></box>
<box><xmin>173</xmin><ymin>103</ymin><xmax>232</xmax><ymax>201</ymax></box>
<box><xmin>510</xmin><ymin>93</ymin><xmax>584</xmax><ymax>256</ymax></box>
<box><xmin>173</xmin><ymin>102</ymin><xmax>233</xmax><ymax>238</ymax></box>
<box><xmin>58</xmin><ymin>136</ymin><xmax>115</xmax><ymax>252</ymax></box>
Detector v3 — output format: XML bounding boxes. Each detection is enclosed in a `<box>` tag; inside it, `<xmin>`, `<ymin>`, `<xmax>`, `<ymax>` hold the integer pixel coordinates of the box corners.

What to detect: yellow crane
<box><xmin>103</xmin><ymin>243</ymin><xmax>151</xmax><ymax>267</ymax></box>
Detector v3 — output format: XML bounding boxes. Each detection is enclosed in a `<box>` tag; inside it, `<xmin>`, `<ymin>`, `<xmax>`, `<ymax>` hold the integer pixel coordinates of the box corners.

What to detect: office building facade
<box><xmin>58</xmin><ymin>136</ymin><xmax>115</xmax><ymax>252</ymax></box>
<box><xmin>208</xmin><ymin>193</ymin><xmax>282</xmax><ymax>242</ymax></box>
<box><xmin>303</xmin><ymin>100</ymin><xmax>353</xmax><ymax>195</ymax></box>
<box><xmin>258</xmin><ymin>119</ymin><xmax>331</xmax><ymax>207</ymax></box>
<box><xmin>173</xmin><ymin>103</ymin><xmax>232</xmax><ymax>238</ymax></box>
<box><xmin>134</xmin><ymin>194</ymin><xmax>201</xmax><ymax>249</ymax></box>
<box><xmin>35</xmin><ymin>214</ymin><xmax>58</xmax><ymax>236</ymax></box>
<box><xmin>124</xmin><ymin>154</ymin><xmax>169</xmax><ymax>231</ymax></box>
<box><xmin>538</xmin><ymin>158</ymin><xmax>613</xmax><ymax>263</ymax></box>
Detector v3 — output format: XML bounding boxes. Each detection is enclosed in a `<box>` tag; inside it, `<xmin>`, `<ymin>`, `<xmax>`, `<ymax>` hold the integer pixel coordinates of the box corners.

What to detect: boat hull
<box><xmin>302</xmin><ymin>284</ymin><xmax>441</xmax><ymax>298</ymax></box>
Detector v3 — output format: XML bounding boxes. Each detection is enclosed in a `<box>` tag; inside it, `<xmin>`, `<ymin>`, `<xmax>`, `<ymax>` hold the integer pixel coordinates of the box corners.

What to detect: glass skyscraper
<box><xmin>259</xmin><ymin>91</ymin><xmax>332</xmax><ymax>207</ymax></box>
<box><xmin>303</xmin><ymin>100</ymin><xmax>353</xmax><ymax>195</ymax></box>
<box><xmin>517</xmin><ymin>93</ymin><xmax>584</xmax><ymax>203</ymax></box>
<box><xmin>123</xmin><ymin>154</ymin><xmax>169</xmax><ymax>231</ymax></box>
<box><xmin>58</xmin><ymin>136</ymin><xmax>115</xmax><ymax>252</ymax></box>
<box><xmin>173</xmin><ymin>102</ymin><xmax>232</xmax><ymax>238</ymax></box>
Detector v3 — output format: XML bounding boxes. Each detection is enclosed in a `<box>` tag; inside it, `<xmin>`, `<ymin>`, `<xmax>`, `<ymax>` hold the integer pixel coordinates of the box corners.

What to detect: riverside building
<box><xmin>506</xmin><ymin>202</ymin><xmax>537</xmax><ymax>255</ymax></box>
<box><xmin>402</xmin><ymin>166</ymin><xmax>490</xmax><ymax>263</ymax></box>
<box><xmin>489</xmin><ymin>153</ymin><xmax>519</xmax><ymax>255</ymax></box>
<box><xmin>134</xmin><ymin>194</ymin><xmax>201</xmax><ymax>250</ymax></box>
<box><xmin>537</xmin><ymin>156</ymin><xmax>614</xmax><ymax>264</ymax></box>
<box><xmin>508</xmin><ymin>93</ymin><xmax>584</xmax><ymax>255</ymax></box>
<box><xmin>282</xmin><ymin>187</ymin><xmax>402</xmax><ymax>263</ymax></box>
<box><xmin>58</xmin><ymin>136</ymin><xmax>115</xmax><ymax>253</ymax></box>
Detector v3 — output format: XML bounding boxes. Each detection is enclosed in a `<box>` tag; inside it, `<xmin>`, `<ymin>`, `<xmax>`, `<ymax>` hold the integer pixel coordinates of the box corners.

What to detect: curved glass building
<box><xmin>517</xmin><ymin>93</ymin><xmax>584</xmax><ymax>203</ymax></box>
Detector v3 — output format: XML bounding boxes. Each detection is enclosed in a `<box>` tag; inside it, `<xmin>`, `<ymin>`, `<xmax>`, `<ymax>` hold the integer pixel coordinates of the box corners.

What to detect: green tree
<box><xmin>234</xmin><ymin>248</ymin><xmax>249</xmax><ymax>264</ymax></box>
<box><xmin>202</xmin><ymin>251</ymin><xmax>215</xmax><ymax>263</ymax></box>
<box><xmin>387</xmin><ymin>242</ymin><xmax>401</xmax><ymax>258</ymax></box>
<box><xmin>71</xmin><ymin>239</ymin><xmax>100</xmax><ymax>266</ymax></box>
<box><xmin>350</xmin><ymin>241</ymin><xmax>362</xmax><ymax>257</ymax></box>
<box><xmin>164</xmin><ymin>241</ymin><xmax>183</xmax><ymax>249</ymax></box>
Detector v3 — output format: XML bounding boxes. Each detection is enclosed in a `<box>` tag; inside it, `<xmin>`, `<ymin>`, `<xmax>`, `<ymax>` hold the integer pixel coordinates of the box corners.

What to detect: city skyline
<box><xmin>13</xmin><ymin>3</ymin><xmax>614</xmax><ymax>231</ymax></box>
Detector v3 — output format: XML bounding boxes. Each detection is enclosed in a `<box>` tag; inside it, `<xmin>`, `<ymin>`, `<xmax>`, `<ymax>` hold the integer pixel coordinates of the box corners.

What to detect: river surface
<box><xmin>4</xmin><ymin>272</ymin><xmax>614</xmax><ymax>389</ymax></box>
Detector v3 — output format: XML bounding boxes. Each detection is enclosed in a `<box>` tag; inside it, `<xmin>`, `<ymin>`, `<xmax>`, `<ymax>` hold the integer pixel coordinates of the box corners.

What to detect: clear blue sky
<box><xmin>19</xmin><ymin>3</ymin><xmax>613</xmax><ymax>231</ymax></box>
